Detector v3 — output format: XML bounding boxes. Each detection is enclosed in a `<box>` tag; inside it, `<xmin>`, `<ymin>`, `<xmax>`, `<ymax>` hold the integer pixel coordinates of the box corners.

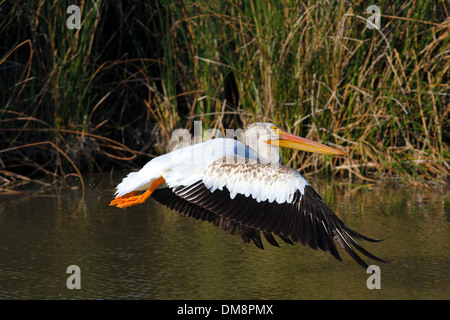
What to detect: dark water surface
<box><xmin>0</xmin><ymin>174</ymin><xmax>448</xmax><ymax>299</ymax></box>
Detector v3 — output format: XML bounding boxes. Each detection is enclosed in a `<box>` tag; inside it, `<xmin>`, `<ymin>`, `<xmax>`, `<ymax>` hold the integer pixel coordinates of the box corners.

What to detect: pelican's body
<box><xmin>111</xmin><ymin>123</ymin><xmax>385</xmax><ymax>269</ymax></box>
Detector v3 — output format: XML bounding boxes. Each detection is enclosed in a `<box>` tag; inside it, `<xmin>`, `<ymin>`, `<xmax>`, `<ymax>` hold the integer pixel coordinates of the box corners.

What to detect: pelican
<box><xmin>110</xmin><ymin>123</ymin><xmax>386</xmax><ymax>269</ymax></box>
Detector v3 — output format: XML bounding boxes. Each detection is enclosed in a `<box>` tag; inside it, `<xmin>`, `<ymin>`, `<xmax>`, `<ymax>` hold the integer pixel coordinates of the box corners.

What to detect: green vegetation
<box><xmin>1</xmin><ymin>0</ymin><xmax>448</xmax><ymax>192</ymax></box>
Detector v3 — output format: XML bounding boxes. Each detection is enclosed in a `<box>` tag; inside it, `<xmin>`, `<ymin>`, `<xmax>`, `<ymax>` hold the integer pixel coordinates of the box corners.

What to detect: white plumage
<box><xmin>202</xmin><ymin>156</ymin><xmax>308</xmax><ymax>203</ymax></box>
<box><xmin>115</xmin><ymin>138</ymin><xmax>260</xmax><ymax>197</ymax></box>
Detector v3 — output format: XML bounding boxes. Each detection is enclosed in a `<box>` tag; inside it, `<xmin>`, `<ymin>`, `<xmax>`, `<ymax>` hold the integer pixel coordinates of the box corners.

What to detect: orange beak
<box><xmin>267</xmin><ymin>131</ymin><xmax>347</xmax><ymax>156</ymax></box>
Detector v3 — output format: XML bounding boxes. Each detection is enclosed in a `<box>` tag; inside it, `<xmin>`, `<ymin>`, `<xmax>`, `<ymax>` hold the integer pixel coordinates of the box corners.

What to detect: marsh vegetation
<box><xmin>1</xmin><ymin>1</ymin><xmax>449</xmax><ymax>192</ymax></box>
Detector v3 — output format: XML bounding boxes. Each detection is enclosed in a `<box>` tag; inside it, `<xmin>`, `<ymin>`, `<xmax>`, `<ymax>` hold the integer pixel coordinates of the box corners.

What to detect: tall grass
<box><xmin>1</xmin><ymin>0</ymin><xmax>448</xmax><ymax>192</ymax></box>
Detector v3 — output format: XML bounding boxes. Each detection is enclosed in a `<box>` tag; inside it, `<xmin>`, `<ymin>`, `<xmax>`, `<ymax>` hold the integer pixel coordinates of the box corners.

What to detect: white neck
<box><xmin>244</xmin><ymin>130</ymin><xmax>281</xmax><ymax>165</ymax></box>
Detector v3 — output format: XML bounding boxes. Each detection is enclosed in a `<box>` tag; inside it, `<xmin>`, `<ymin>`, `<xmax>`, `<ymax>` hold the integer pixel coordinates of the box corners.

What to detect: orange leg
<box><xmin>109</xmin><ymin>176</ymin><xmax>166</xmax><ymax>208</ymax></box>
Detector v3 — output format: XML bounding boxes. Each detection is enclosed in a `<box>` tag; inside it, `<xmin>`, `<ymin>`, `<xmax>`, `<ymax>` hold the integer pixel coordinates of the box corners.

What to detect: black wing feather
<box><xmin>151</xmin><ymin>179</ymin><xmax>386</xmax><ymax>269</ymax></box>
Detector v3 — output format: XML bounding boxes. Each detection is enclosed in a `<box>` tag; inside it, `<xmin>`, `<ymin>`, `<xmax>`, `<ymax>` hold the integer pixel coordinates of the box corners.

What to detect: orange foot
<box><xmin>109</xmin><ymin>191</ymin><xmax>140</xmax><ymax>207</ymax></box>
<box><xmin>109</xmin><ymin>176</ymin><xmax>166</xmax><ymax>208</ymax></box>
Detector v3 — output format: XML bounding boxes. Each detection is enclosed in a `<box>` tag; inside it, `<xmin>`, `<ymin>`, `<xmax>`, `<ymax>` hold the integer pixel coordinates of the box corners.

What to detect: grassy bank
<box><xmin>1</xmin><ymin>0</ymin><xmax>449</xmax><ymax>192</ymax></box>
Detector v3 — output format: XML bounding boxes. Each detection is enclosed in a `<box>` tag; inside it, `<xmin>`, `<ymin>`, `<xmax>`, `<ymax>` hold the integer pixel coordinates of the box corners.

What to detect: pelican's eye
<box><xmin>270</xmin><ymin>126</ymin><xmax>282</xmax><ymax>135</ymax></box>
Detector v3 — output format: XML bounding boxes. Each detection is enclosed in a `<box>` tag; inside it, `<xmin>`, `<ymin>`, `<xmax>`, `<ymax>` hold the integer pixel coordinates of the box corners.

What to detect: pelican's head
<box><xmin>244</xmin><ymin>122</ymin><xmax>347</xmax><ymax>163</ymax></box>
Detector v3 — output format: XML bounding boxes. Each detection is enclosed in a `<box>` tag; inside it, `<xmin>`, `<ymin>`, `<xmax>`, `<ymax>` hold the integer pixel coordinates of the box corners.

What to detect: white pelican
<box><xmin>110</xmin><ymin>123</ymin><xmax>386</xmax><ymax>269</ymax></box>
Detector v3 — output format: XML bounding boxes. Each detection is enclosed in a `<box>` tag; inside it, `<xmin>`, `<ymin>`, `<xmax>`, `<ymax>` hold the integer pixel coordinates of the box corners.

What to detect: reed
<box><xmin>0</xmin><ymin>0</ymin><xmax>448</xmax><ymax>191</ymax></box>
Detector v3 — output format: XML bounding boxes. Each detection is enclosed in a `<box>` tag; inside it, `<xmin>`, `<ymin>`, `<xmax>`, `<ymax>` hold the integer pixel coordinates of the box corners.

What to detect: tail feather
<box><xmin>115</xmin><ymin>172</ymin><xmax>152</xmax><ymax>197</ymax></box>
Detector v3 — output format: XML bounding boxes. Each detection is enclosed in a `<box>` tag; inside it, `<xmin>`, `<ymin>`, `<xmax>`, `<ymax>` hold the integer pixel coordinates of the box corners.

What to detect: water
<box><xmin>0</xmin><ymin>174</ymin><xmax>448</xmax><ymax>300</ymax></box>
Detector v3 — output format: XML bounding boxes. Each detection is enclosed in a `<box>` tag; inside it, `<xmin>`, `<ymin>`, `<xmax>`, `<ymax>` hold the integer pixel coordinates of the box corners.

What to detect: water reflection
<box><xmin>0</xmin><ymin>174</ymin><xmax>448</xmax><ymax>299</ymax></box>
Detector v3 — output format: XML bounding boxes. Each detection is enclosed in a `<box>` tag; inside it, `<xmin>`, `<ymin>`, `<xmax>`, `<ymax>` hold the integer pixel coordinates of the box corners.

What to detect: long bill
<box><xmin>267</xmin><ymin>132</ymin><xmax>347</xmax><ymax>155</ymax></box>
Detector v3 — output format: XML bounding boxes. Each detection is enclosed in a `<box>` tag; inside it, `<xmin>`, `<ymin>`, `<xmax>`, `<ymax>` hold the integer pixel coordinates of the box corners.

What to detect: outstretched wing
<box><xmin>151</xmin><ymin>186</ymin><xmax>290</xmax><ymax>249</ymax></box>
<box><xmin>152</xmin><ymin>157</ymin><xmax>386</xmax><ymax>269</ymax></box>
